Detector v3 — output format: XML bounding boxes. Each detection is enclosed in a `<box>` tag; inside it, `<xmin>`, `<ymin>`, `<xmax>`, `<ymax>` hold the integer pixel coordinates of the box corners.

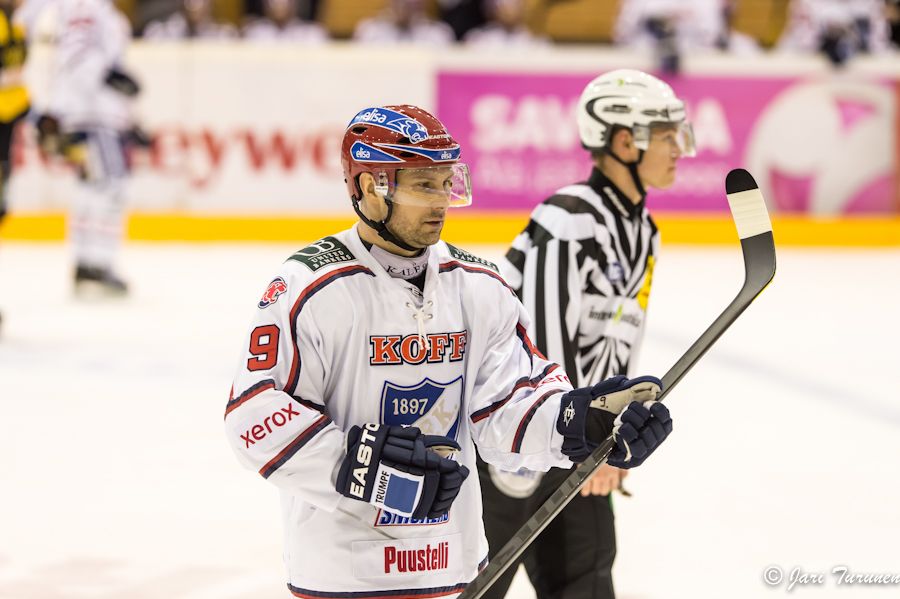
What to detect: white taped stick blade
<box><xmin>726</xmin><ymin>188</ymin><xmax>773</xmax><ymax>240</ymax></box>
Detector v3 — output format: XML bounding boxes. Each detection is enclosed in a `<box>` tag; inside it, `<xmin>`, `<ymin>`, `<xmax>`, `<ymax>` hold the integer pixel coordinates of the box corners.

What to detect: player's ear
<box><xmin>357</xmin><ymin>172</ymin><xmax>388</xmax><ymax>221</ymax></box>
<box><xmin>612</xmin><ymin>128</ymin><xmax>639</xmax><ymax>161</ymax></box>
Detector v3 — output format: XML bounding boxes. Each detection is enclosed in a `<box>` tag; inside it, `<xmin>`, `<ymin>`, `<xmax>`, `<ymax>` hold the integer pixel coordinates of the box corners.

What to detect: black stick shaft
<box><xmin>459</xmin><ymin>232</ymin><xmax>775</xmax><ymax>599</ymax></box>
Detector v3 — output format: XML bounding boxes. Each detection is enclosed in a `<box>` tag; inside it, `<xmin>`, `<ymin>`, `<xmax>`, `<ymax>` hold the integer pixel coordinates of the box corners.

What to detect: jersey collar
<box><xmin>587</xmin><ymin>167</ymin><xmax>645</xmax><ymax>220</ymax></box>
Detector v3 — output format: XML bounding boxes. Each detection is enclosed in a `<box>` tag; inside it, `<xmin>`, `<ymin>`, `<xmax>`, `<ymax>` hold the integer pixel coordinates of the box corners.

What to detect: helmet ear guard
<box><xmin>374</xmin><ymin>170</ymin><xmax>390</xmax><ymax>197</ymax></box>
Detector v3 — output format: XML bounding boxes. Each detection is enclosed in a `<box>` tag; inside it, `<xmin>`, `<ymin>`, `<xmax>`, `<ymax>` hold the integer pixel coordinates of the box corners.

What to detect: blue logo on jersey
<box><xmin>606</xmin><ymin>262</ymin><xmax>624</xmax><ymax>284</ymax></box>
<box><xmin>348</xmin><ymin>108</ymin><xmax>430</xmax><ymax>143</ymax></box>
<box><xmin>380</xmin><ymin>377</ymin><xmax>463</xmax><ymax>440</ymax></box>
<box><xmin>375</xmin><ymin>510</ymin><xmax>450</xmax><ymax>527</ymax></box>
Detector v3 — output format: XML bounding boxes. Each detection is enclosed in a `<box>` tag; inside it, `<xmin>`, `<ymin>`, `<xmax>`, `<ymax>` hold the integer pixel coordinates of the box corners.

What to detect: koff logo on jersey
<box><xmin>370</xmin><ymin>331</ymin><xmax>467</xmax><ymax>366</ymax></box>
<box><xmin>259</xmin><ymin>277</ymin><xmax>288</xmax><ymax>309</ymax></box>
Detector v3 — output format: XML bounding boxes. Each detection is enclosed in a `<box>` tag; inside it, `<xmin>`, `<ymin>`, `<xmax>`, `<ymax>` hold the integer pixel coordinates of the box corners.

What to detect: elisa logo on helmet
<box><xmin>350</xmin><ymin>141</ymin><xmax>403</xmax><ymax>163</ymax></box>
<box><xmin>348</xmin><ymin>107</ymin><xmax>431</xmax><ymax>144</ymax></box>
<box><xmin>358</xmin><ymin>109</ymin><xmax>388</xmax><ymax>124</ymax></box>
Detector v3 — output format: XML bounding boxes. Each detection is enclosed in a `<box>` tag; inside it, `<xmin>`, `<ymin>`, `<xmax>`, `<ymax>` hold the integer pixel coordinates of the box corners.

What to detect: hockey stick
<box><xmin>459</xmin><ymin>168</ymin><xmax>776</xmax><ymax>599</ymax></box>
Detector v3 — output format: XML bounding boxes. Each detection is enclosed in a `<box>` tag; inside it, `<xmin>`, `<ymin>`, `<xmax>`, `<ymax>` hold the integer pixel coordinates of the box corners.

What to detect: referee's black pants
<box><xmin>476</xmin><ymin>456</ymin><xmax>617</xmax><ymax>599</ymax></box>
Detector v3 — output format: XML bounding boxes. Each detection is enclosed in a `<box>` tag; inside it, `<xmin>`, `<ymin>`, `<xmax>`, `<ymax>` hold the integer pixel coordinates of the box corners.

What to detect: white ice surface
<box><xmin>1</xmin><ymin>241</ymin><xmax>898</xmax><ymax>599</ymax></box>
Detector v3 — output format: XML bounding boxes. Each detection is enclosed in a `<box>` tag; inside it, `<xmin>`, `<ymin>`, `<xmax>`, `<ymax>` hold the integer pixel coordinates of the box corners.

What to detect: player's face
<box><xmin>387</xmin><ymin>168</ymin><xmax>452</xmax><ymax>248</ymax></box>
<box><xmin>638</xmin><ymin>125</ymin><xmax>683</xmax><ymax>190</ymax></box>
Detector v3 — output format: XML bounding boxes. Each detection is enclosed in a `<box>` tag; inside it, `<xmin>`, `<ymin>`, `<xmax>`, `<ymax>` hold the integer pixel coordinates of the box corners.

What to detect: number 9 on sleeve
<box><xmin>248</xmin><ymin>324</ymin><xmax>280</xmax><ymax>371</ymax></box>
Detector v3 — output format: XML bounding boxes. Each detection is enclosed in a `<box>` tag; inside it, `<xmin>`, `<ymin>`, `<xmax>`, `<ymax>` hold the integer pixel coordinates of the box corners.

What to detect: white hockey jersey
<box><xmin>225</xmin><ymin>225</ymin><xmax>575</xmax><ymax>597</ymax></box>
<box><xmin>49</xmin><ymin>0</ymin><xmax>133</xmax><ymax>130</ymax></box>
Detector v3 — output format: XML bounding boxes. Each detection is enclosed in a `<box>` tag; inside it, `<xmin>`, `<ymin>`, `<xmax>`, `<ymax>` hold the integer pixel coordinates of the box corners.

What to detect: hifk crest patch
<box><xmin>259</xmin><ymin>277</ymin><xmax>288</xmax><ymax>308</ymax></box>
<box><xmin>380</xmin><ymin>377</ymin><xmax>463</xmax><ymax>439</ymax></box>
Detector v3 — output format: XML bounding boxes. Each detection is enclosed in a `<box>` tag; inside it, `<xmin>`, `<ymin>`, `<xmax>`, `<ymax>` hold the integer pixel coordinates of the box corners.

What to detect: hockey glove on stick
<box><xmin>556</xmin><ymin>375</ymin><xmax>672</xmax><ymax>468</ymax></box>
<box><xmin>336</xmin><ymin>424</ymin><xmax>470</xmax><ymax>520</ymax></box>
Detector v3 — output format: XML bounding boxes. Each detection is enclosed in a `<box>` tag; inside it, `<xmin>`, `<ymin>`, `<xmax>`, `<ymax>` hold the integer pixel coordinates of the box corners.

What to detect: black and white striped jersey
<box><xmin>500</xmin><ymin>167</ymin><xmax>660</xmax><ymax>387</ymax></box>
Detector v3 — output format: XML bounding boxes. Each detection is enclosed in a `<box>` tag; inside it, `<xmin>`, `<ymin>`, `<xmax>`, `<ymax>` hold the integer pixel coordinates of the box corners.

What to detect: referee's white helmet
<box><xmin>577</xmin><ymin>69</ymin><xmax>695</xmax><ymax>156</ymax></box>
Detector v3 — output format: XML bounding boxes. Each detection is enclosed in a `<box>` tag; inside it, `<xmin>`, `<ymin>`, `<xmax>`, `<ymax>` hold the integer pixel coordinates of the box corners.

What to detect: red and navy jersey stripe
<box><xmin>293</xmin><ymin>396</ymin><xmax>325</xmax><ymax>414</ymax></box>
<box><xmin>260</xmin><ymin>414</ymin><xmax>332</xmax><ymax>479</ymax></box>
<box><xmin>287</xmin><ymin>556</ymin><xmax>488</xmax><ymax>598</ymax></box>
<box><xmin>286</xmin><ymin>265</ymin><xmax>375</xmax><ymax>395</ymax></box>
<box><xmin>439</xmin><ymin>260</ymin><xmax>516</xmax><ymax>297</ymax></box>
<box><xmin>511</xmin><ymin>389</ymin><xmax>566</xmax><ymax>453</ymax></box>
<box><xmin>470</xmin><ymin>363</ymin><xmax>559</xmax><ymax>424</ymax></box>
<box><xmin>515</xmin><ymin>323</ymin><xmax>545</xmax><ymax>364</ymax></box>
<box><xmin>225</xmin><ymin>379</ymin><xmax>276</xmax><ymax>419</ymax></box>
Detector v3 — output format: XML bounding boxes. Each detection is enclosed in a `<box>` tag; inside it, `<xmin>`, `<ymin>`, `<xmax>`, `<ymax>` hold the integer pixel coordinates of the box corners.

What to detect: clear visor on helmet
<box><xmin>375</xmin><ymin>164</ymin><xmax>473</xmax><ymax>208</ymax></box>
<box><xmin>633</xmin><ymin>121</ymin><xmax>696</xmax><ymax>158</ymax></box>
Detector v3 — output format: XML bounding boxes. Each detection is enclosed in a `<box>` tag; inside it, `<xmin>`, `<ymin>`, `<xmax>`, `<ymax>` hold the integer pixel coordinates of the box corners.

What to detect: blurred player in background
<box><xmin>353</xmin><ymin>0</ymin><xmax>454</xmax><ymax>46</ymax></box>
<box><xmin>143</xmin><ymin>0</ymin><xmax>238</xmax><ymax>39</ymax></box>
<box><xmin>462</xmin><ymin>0</ymin><xmax>549</xmax><ymax>48</ymax></box>
<box><xmin>481</xmin><ymin>70</ymin><xmax>695</xmax><ymax>599</ymax></box>
<box><xmin>241</xmin><ymin>0</ymin><xmax>328</xmax><ymax>43</ymax></box>
<box><xmin>0</xmin><ymin>0</ymin><xmax>29</xmax><ymax>332</ymax></box>
<box><xmin>615</xmin><ymin>0</ymin><xmax>760</xmax><ymax>72</ymax></box>
<box><xmin>35</xmin><ymin>0</ymin><xmax>139</xmax><ymax>294</ymax></box>
<box><xmin>777</xmin><ymin>0</ymin><xmax>892</xmax><ymax>65</ymax></box>
<box><xmin>224</xmin><ymin>104</ymin><xmax>673</xmax><ymax>597</ymax></box>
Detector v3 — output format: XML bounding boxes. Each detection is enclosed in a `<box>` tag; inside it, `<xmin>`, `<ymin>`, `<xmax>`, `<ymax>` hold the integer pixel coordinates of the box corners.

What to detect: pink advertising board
<box><xmin>437</xmin><ymin>72</ymin><xmax>898</xmax><ymax>214</ymax></box>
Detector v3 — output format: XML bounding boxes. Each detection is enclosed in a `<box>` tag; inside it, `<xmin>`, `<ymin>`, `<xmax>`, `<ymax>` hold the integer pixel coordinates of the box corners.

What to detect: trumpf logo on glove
<box><xmin>374</xmin><ymin>469</ymin><xmax>391</xmax><ymax>504</ymax></box>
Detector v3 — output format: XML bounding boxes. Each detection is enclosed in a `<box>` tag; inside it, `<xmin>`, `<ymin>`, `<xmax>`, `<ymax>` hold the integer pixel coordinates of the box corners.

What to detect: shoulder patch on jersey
<box><xmin>259</xmin><ymin>277</ymin><xmax>288</xmax><ymax>308</ymax></box>
<box><xmin>287</xmin><ymin>237</ymin><xmax>356</xmax><ymax>273</ymax></box>
<box><xmin>445</xmin><ymin>243</ymin><xmax>499</xmax><ymax>273</ymax></box>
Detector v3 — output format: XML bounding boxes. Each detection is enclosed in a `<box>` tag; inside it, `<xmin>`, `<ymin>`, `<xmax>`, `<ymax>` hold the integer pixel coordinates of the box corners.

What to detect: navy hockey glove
<box><xmin>607</xmin><ymin>400</ymin><xmax>672</xmax><ymax>468</ymax></box>
<box><xmin>556</xmin><ymin>375</ymin><xmax>672</xmax><ymax>468</ymax></box>
<box><xmin>336</xmin><ymin>424</ymin><xmax>470</xmax><ymax>520</ymax></box>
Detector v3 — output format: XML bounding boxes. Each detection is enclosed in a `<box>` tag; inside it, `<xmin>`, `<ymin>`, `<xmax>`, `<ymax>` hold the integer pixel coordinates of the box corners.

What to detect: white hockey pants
<box><xmin>68</xmin><ymin>128</ymin><xmax>128</xmax><ymax>271</ymax></box>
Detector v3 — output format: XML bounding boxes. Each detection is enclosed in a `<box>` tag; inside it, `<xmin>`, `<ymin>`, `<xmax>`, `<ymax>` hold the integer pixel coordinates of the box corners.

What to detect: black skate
<box><xmin>74</xmin><ymin>265</ymin><xmax>129</xmax><ymax>297</ymax></box>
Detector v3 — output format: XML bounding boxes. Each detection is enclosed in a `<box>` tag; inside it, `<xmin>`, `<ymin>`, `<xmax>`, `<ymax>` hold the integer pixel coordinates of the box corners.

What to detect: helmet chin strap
<box><xmin>607</xmin><ymin>148</ymin><xmax>647</xmax><ymax>200</ymax></box>
<box><xmin>352</xmin><ymin>192</ymin><xmax>420</xmax><ymax>253</ymax></box>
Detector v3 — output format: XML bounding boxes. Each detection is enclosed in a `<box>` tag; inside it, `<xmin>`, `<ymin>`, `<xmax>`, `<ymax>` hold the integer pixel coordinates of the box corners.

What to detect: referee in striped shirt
<box><xmin>477</xmin><ymin>69</ymin><xmax>696</xmax><ymax>599</ymax></box>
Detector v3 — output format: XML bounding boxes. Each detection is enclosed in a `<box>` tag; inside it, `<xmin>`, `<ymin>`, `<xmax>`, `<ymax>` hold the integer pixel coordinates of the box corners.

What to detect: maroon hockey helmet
<box><xmin>341</xmin><ymin>105</ymin><xmax>472</xmax><ymax>208</ymax></box>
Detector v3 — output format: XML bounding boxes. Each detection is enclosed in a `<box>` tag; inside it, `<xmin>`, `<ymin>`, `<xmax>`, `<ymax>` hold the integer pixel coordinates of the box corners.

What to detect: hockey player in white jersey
<box><xmin>225</xmin><ymin>105</ymin><xmax>674</xmax><ymax>598</ymax></box>
<box><xmin>480</xmin><ymin>70</ymin><xmax>695</xmax><ymax>599</ymax></box>
<box><xmin>37</xmin><ymin>0</ymin><xmax>137</xmax><ymax>293</ymax></box>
